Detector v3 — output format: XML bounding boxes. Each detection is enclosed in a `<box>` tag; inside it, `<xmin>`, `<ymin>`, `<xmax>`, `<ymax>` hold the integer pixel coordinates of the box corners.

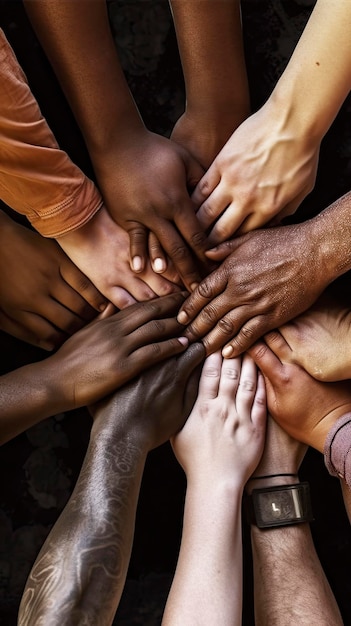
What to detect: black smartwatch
<box><xmin>245</xmin><ymin>482</ymin><xmax>314</xmax><ymax>529</ymax></box>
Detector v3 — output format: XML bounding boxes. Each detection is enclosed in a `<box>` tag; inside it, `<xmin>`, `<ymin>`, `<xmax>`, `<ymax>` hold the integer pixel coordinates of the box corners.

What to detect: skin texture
<box><xmin>177</xmin><ymin>192</ymin><xmax>351</xmax><ymax>357</ymax></box>
<box><xmin>191</xmin><ymin>0</ymin><xmax>351</xmax><ymax>242</ymax></box>
<box><xmin>162</xmin><ymin>352</ymin><xmax>266</xmax><ymax>626</ymax></box>
<box><xmin>24</xmin><ymin>0</ymin><xmax>209</xmax><ymax>285</ymax></box>
<box><xmin>247</xmin><ymin>418</ymin><xmax>343</xmax><ymax>626</ymax></box>
<box><xmin>248</xmin><ymin>336</ymin><xmax>351</xmax><ymax>452</ymax></box>
<box><xmin>0</xmin><ymin>210</ymin><xmax>106</xmax><ymax>350</ymax></box>
<box><xmin>169</xmin><ymin>0</ymin><xmax>250</xmax><ymax>170</ymax></box>
<box><xmin>0</xmin><ymin>292</ymin><xmax>192</xmax><ymax>444</ymax></box>
<box><xmin>18</xmin><ymin>342</ymin><xmax>205</xmax><ymax>626</ymax></box>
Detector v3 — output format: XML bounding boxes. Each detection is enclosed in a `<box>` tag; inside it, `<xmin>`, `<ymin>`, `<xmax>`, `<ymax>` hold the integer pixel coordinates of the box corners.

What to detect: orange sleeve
<box><xmin>0</xmin><ymin>29</ymin><xmax>103</xmax><ymax>237</ymax></box>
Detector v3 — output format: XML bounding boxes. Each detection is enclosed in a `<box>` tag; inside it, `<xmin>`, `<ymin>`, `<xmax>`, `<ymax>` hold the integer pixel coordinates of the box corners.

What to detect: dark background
<box><xmin>0</xmin><ymin>1</ymin><xmax>351</xmax><ymax>624</ymax></box>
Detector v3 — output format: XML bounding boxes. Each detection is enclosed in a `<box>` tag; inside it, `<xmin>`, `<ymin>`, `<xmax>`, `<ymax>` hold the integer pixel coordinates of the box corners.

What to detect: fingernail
<box><xmin>178</xmin><ymin>336</ymin><xmax>189</xmax><ymax>346</ymax></box>
<box><xmin>132</xmin><ymin>256</ymin><xmax>142</xmax><ymax>272</ymax></box>
<box><xmin>190</xmin><ymin>282</ymin><xmax>199</xmax><ymax>292</ymax></box>
<box><xmin>177</xmin><ymin>311</ymin><xmax>188</xmax><ymax>325</ymax></box>
<box><xmin>99</xmin><ymin>301</ymin><xmax>108</xmax><ymax>312</ymax></box>
<box><xmin>222</xmin><ymin>345</ymin><xmax>234</xmax><ymax>357</ymax></box>
<box><xmin>153</xmin><ymin>257</ymin><xmax>165</xmax><ymax>273</ymax></box>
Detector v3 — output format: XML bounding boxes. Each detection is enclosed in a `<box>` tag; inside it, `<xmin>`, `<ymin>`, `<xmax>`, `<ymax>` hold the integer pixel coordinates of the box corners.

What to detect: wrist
<box><xmin>246</xmin><ymin>474</ymin><xmax>300</xmax><ymax>496</ymax></box>
<box><xmin>88</xmin><ymin>117</ymin><xmax>146</xmax><ymax>165</ymax></box>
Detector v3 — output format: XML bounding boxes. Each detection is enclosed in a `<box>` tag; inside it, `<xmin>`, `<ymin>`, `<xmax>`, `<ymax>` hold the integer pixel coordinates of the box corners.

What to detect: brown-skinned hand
<box><xmin>177</xmin><ymin>222</ymin><xmax>328</xmax><ymax>357</ymax></box>
<box><xmin>0</xmin><ymin>211</ymin><xmax>106</xmax><ymax>351</ymax></box>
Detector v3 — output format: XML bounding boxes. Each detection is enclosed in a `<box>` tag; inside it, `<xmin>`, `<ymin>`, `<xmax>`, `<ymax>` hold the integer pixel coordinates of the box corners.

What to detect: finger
<box><xmin>217</xmin><ymin>355</ymin><xmax>241</xmax><ymax>398</ymax></box>
<box><xmin>218</xmin><ymin>314</ymin><xmax>272</xmax><ymax>358</ymax></box>
<box><xmin>196</xmin><ymin>188</ymin><xmax>232</xmax><ymax>233</ymax></box>
<box><xmin>176</xmin><ymin>342</ymin><xmax>206</xmax><ymax>418</ymax></box>
<box><xmin>118</xmin><ymin>291</ymin><xmax>188</xmax><ymax>335</ymax></box>
<box><xmin>205</xmin><ymin>239</ymin><xmax>239</xmax><ymax>262</ymax></box>
<box><xmin>129</xmin><ymin>316</ymin><xmax>189</xmax><ymax>350</ymax></box>
<box><xmin>177</xmin><ymin>272</ymin><xmax>227</xmax><ymax>327</ymax></box>
<box><xmin>154</xmin><ymin>220</ymin><xmax>202</xmax><ymax>292</ymax></box>
<box><xmin>128</xmin><ymin>222</ymin><xmax>148</xmax><ymax>273</ymax></box>
<box><xmin>148</xmin><ymin>232</ymin><xmax>168</xmax><ymax>274</ymax></box>
<box><xmin>247</xmin><ymin>341</ymin><xmax>284</xmax><ymax>377</ymax></box>
<box><xmin>105</xmin><ymin>287</ymin><xmax>137</xmax><ymax>310</ymax></box>
<box><xmin>140</xmin><ymin>261</ymin><xmax>181</xmax><ymax>298</ymax></box>
<box><xmin>59</xmin><ymin>261</ymin><xmax>107</xmax><ymax>313</ymax></box>
<box><xmin>96</xmin><ymin>302</ymin><xmax>116</xmax><ymax>320</ymax></box>
<box><xmin>0</xmin><ymin>309</ymin><xmax>66</xmax><ymax>351</ymax></box>
<box><xmin>191</xmin><ymin>164</ymin><xmax>221</xmax><ymax>207</ymax></box>
<box><xmin>207</xmin><ymin>202</ymin><xmax>248</xmax><ymax>244</ymax></box>
<box><xmin>51</xmin><ymin>279</ymin><xmax>98</xmax><ymax>322</ymax></box>
<box><xmin>235</xmin><ymin>353</ymin><xmax>259</xmax><ymax>417</ymax></box>
<box><xmin>173</xmin><ymin>198</ymin><xmax>208</xmax><ymax>260</ymax></box>
<box><xmin>184</xmin><ymin>151</ymin><xmax>206</xmax><ymax>191</ymax></box>
<box><xmin>263</xmin><ymin>330</ymin><xmax>293</xmax><ymax>361</ymax></box>
<box><xmin>196</xmin><ymin>351</ymin><xmax>223</xmax><ymax>400</ymax></box>
<box><xmin>44</xmin><ymin>297</ymin><xmax>90</xmax><ymax>335</ymax></box>
<box><xmin>129</xmin><ymin>335</ymin><xmax>190</xmax><ymax>378</ymax></box>
<box><xmin>251</xmin><ymin>372</ymin><xmax>267</xmax><ymax>426</ymax></box>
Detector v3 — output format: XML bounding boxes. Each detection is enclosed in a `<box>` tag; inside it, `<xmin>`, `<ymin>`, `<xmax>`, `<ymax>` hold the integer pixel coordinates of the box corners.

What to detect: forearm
<box><xmin>0</xmin><ymin>27</ymin><xmax>102</xmax><ymax>237</ymax></box>
<box><xmin>269</xmin><ymin>0</ymin><xmax>351</xmax><ymax>142</ymax></box>
<box><xmin>24</xmin><ymin>0</ymin><xmax>144</xmax><ymax>158</ymax></box>
<box><xmin>309</xmin><ymin>191</ymin><xmax>351</xmax><ymax>285</ymax></box>
<box><xmin>170</xmin><ymin>0</ymin><xmax>249</xmax><ymax>121</ymax></box>
<box><xmin>18</xmin><ymin>428</ymin><xmax>147</xmax><ymax>626</ymax></box>
<box><xmin>162</xmin><ymin>481</ymin><xmax>243</xmax><ymax>626</ymax></box>
<box><xmin>251</xmin><ymin>521</ymin><xmax>342</xmax><ymax>626</ymax></box>
<box><xmin>0</xmin><ymin>361</ymin><xmax>66</xmax><ymax>444</ymax></box>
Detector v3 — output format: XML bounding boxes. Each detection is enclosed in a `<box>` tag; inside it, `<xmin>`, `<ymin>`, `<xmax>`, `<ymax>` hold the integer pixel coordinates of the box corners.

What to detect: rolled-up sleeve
<box><xmin>0</xmin><ymin>29</ymin><xmax>102</xmax><ymax>237</ymax></box>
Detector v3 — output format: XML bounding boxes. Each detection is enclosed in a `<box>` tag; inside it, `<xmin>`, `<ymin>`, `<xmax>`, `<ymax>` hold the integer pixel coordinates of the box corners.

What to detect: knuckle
<box><xmin>129</xmin><ymin>225</ymin><xmax>147</xmax><ymax>243</ymax></box>
<box><xmin>150</xmin><ymin>319</ymin><xmax>166</xmax><ymax>333</ymax></box>
<box><xmin>150</xmin><ymin>342</ymin><xmax>162</xmax><ymax>357</ymax></box>
<box><xmin>239</xmin><ymin>378</ymin><xmax>256</xmax><ymax>392</ymax></box>
<box><xmin>201</xmin><ymin>201</ymin><xmax>216</xmax><ymax>219</ymax></box>
<box><xmin>190</xmin><ymin>230</ymin><xmax>207</xmax><ymax>248</ymax></box>
<box><xmin>197</xmin><ymin>280</ymin><xmax>215</xmax><ymax>300</ymax></box>
<box><xmin>169</xmin><ymin>244</ymin><xmax>190</xmax><ymax>262</ymax></box>
<box><xmin>218</xmin><ymin>316</ymin><xmax>235</xmax><ymax>337</ymax></box>
<box><xmin>197</xmin><ymin>178</ymin><xmax>212</xmax><ymax>197</ymax></box>
<box><xmin>201</xmin><ymin>304</ymin><xmax>220</xmax><ymax>325</ymax></box>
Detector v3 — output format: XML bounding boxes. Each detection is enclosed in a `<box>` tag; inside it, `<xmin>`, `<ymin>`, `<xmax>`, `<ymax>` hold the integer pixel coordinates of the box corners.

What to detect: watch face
<box><xmin>255</xmin><ymin>487</ymin><xmax>303</xmax><ymax>525</ymax></box>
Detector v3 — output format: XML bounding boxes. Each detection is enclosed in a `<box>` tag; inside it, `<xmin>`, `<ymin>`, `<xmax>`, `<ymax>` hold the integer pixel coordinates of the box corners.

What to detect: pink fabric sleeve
<box><xmin>324</xmin><ymin>412</ymin><xmax>351</xmax><ymax>489</ymax></box>
<box><xmin>0</xmin><ymin>28</ymin><xmax>103</xmax><ymax>237</ymax></box>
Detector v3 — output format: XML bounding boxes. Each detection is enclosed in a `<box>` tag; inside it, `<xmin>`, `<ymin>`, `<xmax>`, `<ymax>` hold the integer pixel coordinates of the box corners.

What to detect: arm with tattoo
<box><xmin>18</xmin><ymin>343</ymin><xmax>205</xmax><ymax>625</ymax></box>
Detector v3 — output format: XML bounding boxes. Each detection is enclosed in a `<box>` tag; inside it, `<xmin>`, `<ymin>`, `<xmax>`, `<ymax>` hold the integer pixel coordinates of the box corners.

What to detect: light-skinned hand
<box><xmin>172</xmin><ymin>351</ymin><xmax>267</xmax><ymax>488</ymax></box>
<box><xmin>192</xmin><ymin>102</ymin><xmax>319</xmax><ymax>244</ymax></box>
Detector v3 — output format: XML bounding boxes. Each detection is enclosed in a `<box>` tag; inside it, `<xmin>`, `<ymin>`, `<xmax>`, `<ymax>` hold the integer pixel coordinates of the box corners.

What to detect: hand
<box><xmin>92</xmin><ymin>129</ymin><xmax>209</xmax><ymax>289</ymax></box>
<box><xmin>171</xmin><ymin>351</ymin><xmax>266</xmax><ymax>487</ymax></box>
<box><xmin>57</xmin><ymin>206</ymin><xmax>182</xmax><ymax>309</ymax></box>
<box><xmin>90</xmin><ymin>342</ymin><xmax>206</xmax><ymax>450</ymax></box>
<box><xmin>192</xmin><ymin>102</ymin><xmax>320</xmax><ymax>244</ymax></box>
<box><xmin>0</xmin><ymin>211</ymin><xmax>107</xmax><ymax>351</ymax></box>
<box><xmin>277</xmin><ymin>288</ymin><xmax>351</xmax><ymax>381</ymax></box>
<box><xmin>48</xmin><ymin>292</ymin><xmax>193</xmax><ymax>410</ymax></box>
<box><xmin>177</xmin><ymin>222</ymin><xmax>327</xmax><ymax>357</ymax></box>
<box><xmin>248</xmin><ymin>335</ymin><xmax>351</xmax><ymax>452</ymax></box>
<box><xmin>171</xmin><ymin>109</ymin><xmax>242</xmax><ymax>170</ymax></box>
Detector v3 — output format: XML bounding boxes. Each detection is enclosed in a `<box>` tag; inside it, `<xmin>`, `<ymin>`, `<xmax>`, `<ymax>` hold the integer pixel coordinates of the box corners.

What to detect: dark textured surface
<box><xmin>0</xmin><ymin>1</ymin><xmax>351</xmax><ymax>624</ymax></box>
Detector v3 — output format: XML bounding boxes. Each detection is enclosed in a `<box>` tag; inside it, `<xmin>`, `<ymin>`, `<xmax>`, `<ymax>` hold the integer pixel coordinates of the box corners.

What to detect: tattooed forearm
<box><xmin>18</xmin><ymin>432</ymin><xmax>147</xmax><ymax>626</ymax></box>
